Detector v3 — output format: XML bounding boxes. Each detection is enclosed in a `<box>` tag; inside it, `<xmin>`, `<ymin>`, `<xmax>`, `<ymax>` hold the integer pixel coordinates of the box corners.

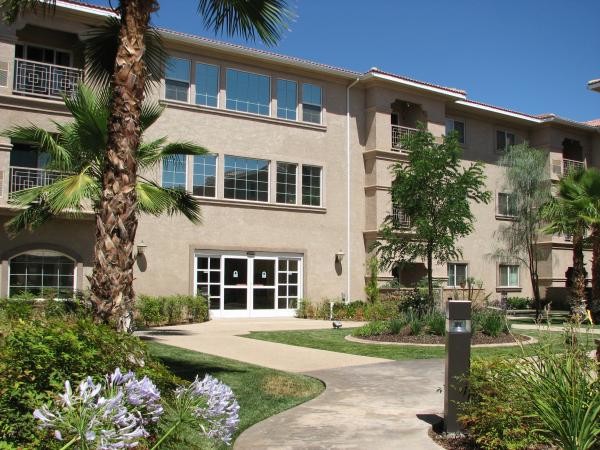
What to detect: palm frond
<box><xmin>4</xmin><ymin>203</ymin><xmax>54</xmax><ymax>236</ymax></box>
<box><xmin>140</xmin><ymin>101</ymin><xmax>165</xmax><ymax>131</ymax></box>
<box><xmin>41</xmin><ymin>172</ymin><xmax>101</xmax><ymax>214</ymax></box>
<box><xmin>81</xmin><ymin>17</ymin><xmax>167</xmax><ymax>92</ymax></box>
<box><xmin>0</xmin><ymin>0</ymin><xmax>55</xmax><ymax>23</ymax></box>
<box><xmin>137</xmin><ymin>181</ymin><xmax>202</xmax><ymax>224</ymax></box>
<box><xmin>1</xmin><ymin>125</ymin><xmax>71</xmax><ymax>169</ymax></box>
<box><xmin>197</xmin><ymin>0</ymin><xmax>294</xmax><ymax>46</ymax></box>
<box><xmin>137</xmin><ymin>140</ymin><xmax>208</xmax><ymax>169</ymax></box>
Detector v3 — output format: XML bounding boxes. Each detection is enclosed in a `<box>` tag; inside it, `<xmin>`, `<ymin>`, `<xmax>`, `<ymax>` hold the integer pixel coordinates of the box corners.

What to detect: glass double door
<box><xmin>223</xmin><ymin>256</ymin><xmax>276</xmax><ymax>312</ymax></box>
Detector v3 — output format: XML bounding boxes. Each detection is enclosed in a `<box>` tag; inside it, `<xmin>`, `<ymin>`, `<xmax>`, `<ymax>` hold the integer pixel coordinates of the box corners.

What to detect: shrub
<box><xmin>185</xmin><ymin>295</ymin><xmax>209</xmax><ymax>323</ymax></box>
<box><xmin>397</xmin><ymin>289</ymin><xmax>430</xmax><ymax>316</ymax></box>
<box><xmin>135</xmin><ymin>295</ymin><xmax>208</xmax><ymax>327</ymax></box>
<box><xmin>407</xmin><ymin>311</ymin><xmax>423</xmax><ymax>336</ymax></box>
<box><xmin>364</xmin><ymin>301</ymin><xmax>399</xmax><ymax>321</ymax></box>
<box><xmin>137</xmin><ymin>295</ymin><xmax>167</xmax><ymax>326</ymax></box>
<box><xmin>424</xmin><ymin>310</ymin><xmax>446</xmax><ymax>336</ymax></box>
<box><xmin>365</xmin><ymin>257</ymin><xmax>380</xmax><ymax>304</ymax></box>
<box><xmin>473</xmin><ymin>309</ymin><xmax>510</xmax><ymax>337</ymax></box>
<box><xmin>0</xmin><ymin>318</ymin><xmax>178</xmax><ymax>448</ymax></box>
<box><xmin>295</xmin><ymin>298</ymin><xmax>312</xmax><ymax>319</ymax></box>
<box><xmin>351</xmin><ymin>321</ymin><xmax>389</xmax><ymax>337</ymax></box>
<box><xmin>506</xmin><ymin>296</ymin><xmax>531</xmax><ymax>310</ymax></box>
<box><xmin>388</xmin><ymin>317</ymin><xmax>406</xmax><ymax>335</ymax></box>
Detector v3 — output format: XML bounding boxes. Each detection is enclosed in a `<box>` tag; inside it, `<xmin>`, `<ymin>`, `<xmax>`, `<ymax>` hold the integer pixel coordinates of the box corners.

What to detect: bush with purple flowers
<box><xmin>32</xmin><ymin>368</ymin><xmax>239</xmax><ymax>449</ymax></box>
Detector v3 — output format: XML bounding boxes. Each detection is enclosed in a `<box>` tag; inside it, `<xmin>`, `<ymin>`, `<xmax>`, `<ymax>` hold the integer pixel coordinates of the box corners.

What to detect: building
<box><xmin>1</xmin><ymin>0</ymin><xmax>599</xmax><ymax>317</ymax></box>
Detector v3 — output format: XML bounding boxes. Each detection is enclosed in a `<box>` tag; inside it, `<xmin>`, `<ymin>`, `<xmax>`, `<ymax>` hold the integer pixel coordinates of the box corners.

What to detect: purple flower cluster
<box><xmin>177</xmin><ymin>374</ymin><xmax>240</xmax><ymax>445</ymax></box>
<box><xmin>33</xmin><ymin>368</ymin><xmax>163</xmax><ymax>449</ymax></box>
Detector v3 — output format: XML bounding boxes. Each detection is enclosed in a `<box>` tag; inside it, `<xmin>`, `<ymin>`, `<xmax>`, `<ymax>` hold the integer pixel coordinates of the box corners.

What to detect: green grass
<box><xmin>146</xmin><ymin>342</ymin><xmax>324</xmax><ymax>447</ymax></box>
<box><xmin>243</xmin><ymin>328</ymin><xmax>598</xmax><ymax>361</ymax></box>
<box><xmin>509</xmin><ymin>316</ymin><xmax>600</xmax><ymax>328</ymax></box>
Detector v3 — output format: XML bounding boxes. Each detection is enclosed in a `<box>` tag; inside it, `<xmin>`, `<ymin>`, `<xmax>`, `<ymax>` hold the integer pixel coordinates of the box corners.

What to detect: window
<box><xmin>496</xmin><ymin>130</ymin><xmax>516</xmax><ymax>153</ymax></box>
<box><xmin>193</xmin><ymin>154</ymin><xmax>217</xmax><ymax>197</ymax></box>
<box><xmin>497</xmin><ymin>192</ymin><xmax>517</xmax><ymax>217</ymax></box>
<box><xmin>162</xmin><ymin>154</ymin><xmax>187</xmax><ymax>189</ymax></box>
<box><xmin>445</xmin><ymin>118</ymin><xmax>465</xmax><ymax>144</ymax></box>
<box><xmin>224</xmin><ymin>156</ymin><xmax>269</xmax><ymax>202</ymax></box>
<box><xmin>9</xmin><ymin>250</ymin><xmax>75</xmax><ymax>297</ymax></box>
<box><xmin>447</xmin><ymin>263</ymin><xmax>468</xmax><ymax>287</ymax></box>
<box><xmin>226</xmin><ymin>68</ymin><xmax>270</xmax><ymax>116</ymax></box>
<box><xmin>196</xmin><ymin>256</ymin><xmax>221</xmax><ymax>309</ymax></box>
<box><xmin>278</xmin><ymin>258</ymin><xmax>300</xmax><ymax>309</ymax></box>
<box><xmin>16</xmin><ymin>44</ymin><xmax>71</xmax><ymax>66</ymax></box>
<box><xmin>276</xmin><ymin>162</ymin><xmax>297</xmax><ymax>204</ymax></box>
<box><xmin>277</xmin><ymin>79</ymin><xmax>297</xmax><ymax>120</ymax></box>
<box><xmin>301</xmin><ymin>165</ymin><xmax>322</xmax><ymax>206</ymax></box>
<box><xmin>499</xmin><ymin>264</ymin><xmax>519</xmax><ymax>287</ymax></box>
<box><xmin>165</xmin><ymin>57</ymin><xmax>190</xmax><ymax>102</ymax></box>
<box><xmin>302</xmin><ymin>83</ymin><xmax>322</xmax><ymax>124</ymax></box>
<box><xmin>195</xmin><ymin>62</ymin><xmax>219</xmax><ymax>107</ymax></box>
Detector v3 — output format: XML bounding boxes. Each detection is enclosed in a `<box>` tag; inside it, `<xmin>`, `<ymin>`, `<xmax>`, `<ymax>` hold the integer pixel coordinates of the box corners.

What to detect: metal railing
<box><xmin>9</xmin><ymin>166</ymin><xmax>63</xmax><ymax>193</ymax></box>
<box><xmin>562</xmin><ymin>158</ymin><xmax>585</xmax><ymax>176</ymax></box>
<box><xmin>391</xmin><ymin>125</ymin><xmax>417</xmax><ymax>152</ymax></box>
<box><xmin>392</xmin><ymin>206</ymin><xmax>411</xmax><ymax>228</ymax></box>
<box><xmin>13</xmin><ymin>58</ymin><xmax>82</xmax><ymax>99</ymax></box>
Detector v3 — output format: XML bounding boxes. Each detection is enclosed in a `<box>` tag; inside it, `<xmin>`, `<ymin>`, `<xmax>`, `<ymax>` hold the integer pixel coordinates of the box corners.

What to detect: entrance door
<box><xmin>223</xmin><ymin>257</ymin><xmax>248</xmax><ymax>313</ymax></box>
<box><xmin>252</xmin><ymin>258</ymin><xmax>276</xmax><ymax>311</ymax></box>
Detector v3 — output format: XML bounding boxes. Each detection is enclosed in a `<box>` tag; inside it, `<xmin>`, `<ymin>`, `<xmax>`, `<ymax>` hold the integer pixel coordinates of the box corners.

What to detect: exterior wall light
<box><xmin>136</xmin><ymin>241</ymin><xmax>148</xmax><ymax>257</ymax></box>
<box><xmin>335</xmin><ymin>251</ymin><xmax>345</xmax><ymax>263</ymax></box>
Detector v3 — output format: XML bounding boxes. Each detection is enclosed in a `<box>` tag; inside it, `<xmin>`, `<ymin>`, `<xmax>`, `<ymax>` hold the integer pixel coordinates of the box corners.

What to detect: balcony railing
<box><xmin>562</xmin><ymin>158</ymin><xmax>585</xmax><ymax>176</ymax></box>
<box><xmin>391</xmin><ymin>125</ymin><xmax>417</xmax><ymax>152</ymax></box>
<box><xmin>9</xmin><ymin>166</ymin><xmax>63</xmax><ymax>194</ymax></box>
<box><xmin>392</xmin><ymin>206</ymin><xmax>411</xmax><ymax>228</ymax></box>
<box><xmin>13</xmin><ymin>58</ymin><xmax>82</xmax><ymax>99</ymax></box>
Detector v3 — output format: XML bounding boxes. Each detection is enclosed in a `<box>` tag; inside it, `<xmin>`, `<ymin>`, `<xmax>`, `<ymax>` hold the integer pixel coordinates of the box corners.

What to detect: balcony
<box><xmin>551</xmin><ymin>158</ymin><xmax>586</xmax><ymax>178</ymax></box>
<box><xmin>392</xmin><ymin>206</ymin><xmax>411</xmax><ymax>228</ymax></box>
<box><xmin>9</xmin><ymin>166</ymin><xmax>63</xmax><ymax>194</ymax></box>
<box><xmin>391</xmin><ymin>125</ymin><xmax>417</xmax><ymax>152</ymax></box>
<box><xmin>13</xmin><ymin>58</ymin><xmax>82</xmax><ymax>99</ymax></box>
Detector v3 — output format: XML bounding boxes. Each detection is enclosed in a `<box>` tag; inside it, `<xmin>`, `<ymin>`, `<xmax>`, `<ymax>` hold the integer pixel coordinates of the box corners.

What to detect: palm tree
<box><xmin>2</xmin><ymin>85</ymin><xmax>206</xmax><ymax>326</ymax></box>
<box><xmin>542</xmin><ymin>171</ymin><xmax>588</xmax><ymax>318</ymax></box>
<box><xmin>1</xmin><ymin>0</ymin><xmax>292</xmax><ymax>331</ymax></box>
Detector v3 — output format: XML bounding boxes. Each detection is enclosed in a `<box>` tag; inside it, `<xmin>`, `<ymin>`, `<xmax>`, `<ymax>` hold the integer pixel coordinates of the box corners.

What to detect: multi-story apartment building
<box><xmin>0</xmin><ymin>1</ymin><xmax>599</xmax><ymax>317</ymax></box>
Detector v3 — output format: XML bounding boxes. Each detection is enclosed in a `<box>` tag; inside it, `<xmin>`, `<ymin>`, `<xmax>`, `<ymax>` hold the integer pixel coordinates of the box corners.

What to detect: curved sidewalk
<box><xmin>139</xmin><ymin>318</ymin><xmax>444</xmax><ymax>449</ymax></box>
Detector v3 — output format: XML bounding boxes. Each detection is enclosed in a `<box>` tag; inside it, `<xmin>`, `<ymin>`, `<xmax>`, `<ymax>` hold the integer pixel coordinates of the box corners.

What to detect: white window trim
<box><xmin>495</xmin><ymin>129</ymin><xmax>517</xmax><ymax>154</ymax></box>
<box><xmin>16</xmin><ymin>43</ymin><xmax>73</xmax><ymax>67</ymax></box>
<box><xmin>194</xmin><ymin>61</ymin><xmax>220</xmax><ymax>108</ymax></box>
<box><xmin>161</xmin><ymin>154</ymin><xmax>189</xmax><ymax>191</ymax></box>
<box><xmin>164</xmin><ymin>56</ymin><xmax>191</xmax><ymax>103</ymax></box>
<box><xmin>498</xmin><ymin>264</ymin><xmax>520</xmax><ymax>288</ymax></box>
<box><xmin>223</xmin><ymin>155</ymin><xmax>271</xmax><ymax>204</ymax></box>
<box><xmin>225</xmin><ymin>67</ymin><xmax>272</xmax><ymax>117</ymax></box>
<box><xmin>275</xmin><ymin>161</ymin><xmax>298</xmax><ymax>205</ymax></box>
<box><xmin>301</xmin><ymin>164</ymin><xmax>323</xmax><ymax>207</ymax></box>
<box><xmin>7</xmin><ymin>250</ymin><xmax>77</xmax><ymax>298</ymax></box>
<box><xmin>301</xmin><ymin>82</ymin><xmax>323</xmax><ymax>124</ymax></box>
<box><xmin>447</xmin><ymin>263</ymin><xmax>468</xmax><ymax>288</ymax></box>
<box><xmin>445</xmin><ymin>117</ymin><xmax>466</xmax><ymax>144</ymax></box>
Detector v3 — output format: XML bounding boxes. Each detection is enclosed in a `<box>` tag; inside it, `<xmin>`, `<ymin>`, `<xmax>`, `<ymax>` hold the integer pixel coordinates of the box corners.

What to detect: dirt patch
<box><xmin>362</xmin><ymin>332</ymin><xmax>530</xmax><ymax>345</ymax></box>
<box><xmin>428</xmin><ymin>428</ymin><xmax>555</xmax><ymax>450</ymax></box>
<box><xmin>262</xmin><ymin>374</ymin><xmax>323</xmax><ymax>398</ymax></box>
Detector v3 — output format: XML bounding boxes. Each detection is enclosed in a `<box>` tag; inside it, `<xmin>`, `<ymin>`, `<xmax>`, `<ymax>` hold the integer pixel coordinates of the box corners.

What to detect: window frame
<box><xmin>192</xmin><ymin>153</ymin><xmax>218</xmax><ymax>198</ymax></box>
<box><xmin>161</xmin><ymin>154</ymin><xmax>188</xmax><ymax>190</ymax></box>
<box><xmin>276</xmin><ymin>78</ymin><xmax>298</xmax><ymax>121</ymax></box>
<box><xmin>301</xmin><ymin>82</ymin><xmax>323</xmax><ymax>124</ymax></box>
<box><xmin>194</xmin><ymin>61</ymin><xmax>220</xmax><ymax>108</ymax></box>
<box><xmin>225</xmin><ymin>67</ymin><xmax>271</xmax><ymax>117</ymax></box>
<box><xmin>497</xmin><ymin>192</ymin><xmax>518</xmax><ymax>218</ymax></box>
<box><xmin>223</xmin><ymin>155</ymin><xmax>271</xmax><ymax>203</ymax></box>
<box><xmin>8</xmin><ymin>250</ymin><xmax>77</xmax><ymax>298</ymax></box>
<box><xmin>164</xmin><ymin>56</ymin><xmax>191</xmax><ymax>103</ymax></box>
<box><xmin>496</xmin><ymin>129</ymin><xmax>517</xmax><ymax>153</ymax></box>
<box><xmin>445</xmin><ymin>118</ymin><xmax>466</xmax><ymax>144</ymax></box>
<box><xmin>15</xmin><ymin>43</ymin><xmax>73</xmax><ymax>67</ymax></box>
<box><xmin>498</xmin><ymin>264</ymin><xmax>520</xmax><ymax>288</ymax></box>
<box><xmin>447</xmin><ymin>263</ymin><xmax>468</xmax><ymax>288</ymax></box>
<box><xmin>275</xmin><ymin>161</ymin><xmax>298</xmax><ymax>205</ymax></box>
<box><xmin>301</xmin><ymin>164</ymin><xmax>322</xmax><ymax>207</ymax></box>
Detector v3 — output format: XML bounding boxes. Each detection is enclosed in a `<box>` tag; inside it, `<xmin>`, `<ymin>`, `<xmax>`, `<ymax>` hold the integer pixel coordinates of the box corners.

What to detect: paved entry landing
<box><xmin>138</xmin><ymin>318</ymin><xmax>444</xmax><ymax>449</ymax></box>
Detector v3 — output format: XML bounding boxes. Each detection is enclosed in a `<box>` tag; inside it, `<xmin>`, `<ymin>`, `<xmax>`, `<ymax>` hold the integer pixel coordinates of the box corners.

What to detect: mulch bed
<box><xmin>362</xmin><ymin>332</ymin><xmax>530</xmax><ymax>345</ymax></box>
<box><xmin>428</xmin><ymin>428</ymin><xmax>555</xmax><ymax>450</ymax></box>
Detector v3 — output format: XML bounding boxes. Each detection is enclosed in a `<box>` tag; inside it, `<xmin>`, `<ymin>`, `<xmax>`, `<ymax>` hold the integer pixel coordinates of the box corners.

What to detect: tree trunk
<box><xmin>570</xmin><ymin>225</ymin><xmax>587</xmax><ymax>318</ymax></box>
<box><xmin>427</xmin><ymin>243</ymin><xmax>434</xmax><ymax>311</ymax></box>
<box><xmin>89</xmin><ymin>0</ymin><xmax>157</xmax><ymax>332</ymax></box>
<box><xmin>591</xmin><ymin>224</ymin><xmax>600</xmax><ymax>323</ymax></box>
<box><xmin>528</xmin><ymin>243</ymin><xmax>542</xmax><ymax>320</ymax></box>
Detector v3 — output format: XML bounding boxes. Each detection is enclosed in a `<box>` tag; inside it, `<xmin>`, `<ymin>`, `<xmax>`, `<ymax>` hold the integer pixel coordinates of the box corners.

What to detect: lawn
<box><xmin>243</xmin><ymin>327</ymin><xmax>598</xmax><ymax>361</ymax></box>
<box><xmin>146</xmin><ymin>342</ymin><xmax>324</xmax><ymax>447</ymax></box>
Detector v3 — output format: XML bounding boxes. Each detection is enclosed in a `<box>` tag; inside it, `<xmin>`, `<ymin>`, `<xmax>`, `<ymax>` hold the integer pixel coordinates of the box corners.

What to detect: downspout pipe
<box><xmin>346</xmin><ymin>77</ymin><xmax>360</xmax><ymax>304</ymax></box>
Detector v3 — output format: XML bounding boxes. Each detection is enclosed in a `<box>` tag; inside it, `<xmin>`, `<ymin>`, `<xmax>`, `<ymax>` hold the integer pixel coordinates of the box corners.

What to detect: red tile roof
<box><xmin>59</xmin><ymin>0</ymin><xmax>115</xmax><ymax>13</ymax></box>
<box><xmin>586</xmin><ymin>119</ymin><xmax>600</xmax><ymax>127</ymax></box>
<box><xmin>367</xmin><ymin>68</ymin><xmax>466</xmax><ymax>95</ymax></box>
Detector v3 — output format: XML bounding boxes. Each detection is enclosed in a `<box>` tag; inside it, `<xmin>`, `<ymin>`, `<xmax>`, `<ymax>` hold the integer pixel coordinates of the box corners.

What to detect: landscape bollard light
<box><xmin>444</xmin><ymin>300</ymin><xmax>472</xmax><ymax>434</ymax></box>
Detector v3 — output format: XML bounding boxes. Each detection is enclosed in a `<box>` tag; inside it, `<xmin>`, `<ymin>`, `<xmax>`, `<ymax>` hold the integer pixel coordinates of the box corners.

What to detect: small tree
<box><xmin>365</xmin><ymin>256</ymin><xmax>380</xmax><ymax>304</ymax></box>
<box><xmin>374</xmin><ymin>126</ymin><xmax>491</xmax><ymax>308</ymax></box>
<box><xmin>495</xmin><ymin>144</ymin><xmax>552</xmax><ymax>318</ymax></box>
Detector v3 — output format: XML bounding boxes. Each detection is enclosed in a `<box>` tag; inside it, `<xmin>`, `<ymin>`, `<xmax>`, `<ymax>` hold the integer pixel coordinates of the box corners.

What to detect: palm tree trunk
<box><xmin>570</xmin><ymin>226</ymin><xmax>587</xmax><ymax>318</ymax></box>
<box><xmin>591</xmin><ymin>223</ymin><xmax>600</xmax><ymax>323</ymax></box>
<box><xmin>89</xmin><ymin>0</ymin><xmax>157</xmax><ymax>332</ymax></box>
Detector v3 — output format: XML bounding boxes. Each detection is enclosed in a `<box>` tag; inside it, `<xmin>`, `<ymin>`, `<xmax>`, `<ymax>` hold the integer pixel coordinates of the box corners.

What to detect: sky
<box><xmin>92</xmin><ymin>0</ymin><xmax>600</xmax><ymax>122</ymax></box>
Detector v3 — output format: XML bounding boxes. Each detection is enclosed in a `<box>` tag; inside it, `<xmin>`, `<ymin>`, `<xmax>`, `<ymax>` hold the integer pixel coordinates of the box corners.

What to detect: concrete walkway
<box><xmin>138</xmin><ymin>318</ymin><xmax>444</xmax><ymax>449</ymax></box>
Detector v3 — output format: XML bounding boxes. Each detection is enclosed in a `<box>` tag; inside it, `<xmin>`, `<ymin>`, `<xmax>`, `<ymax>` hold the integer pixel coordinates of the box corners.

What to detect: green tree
<box><xmin>495</xmin><ymin>144</ymin><xmax>552</xmax><ymax>318</ymax></box>
<box><xmin>2</xmin><ymin>85</ymin><xmax>206</xmax><ymax>302</ymax></box>
<box><xmin>542</xmin><ymin>170</ymin><xmax>588</xmax><ymax>318</ymax></box>
<box><xmin>374</xmin><ymin>126</ymin><xmax>491</xmax><ymax>307</ymax></box>
<box><xmin>1</xmin><ymin>0</ymin><xmax>292</xmax><ymax>331</ymax></box>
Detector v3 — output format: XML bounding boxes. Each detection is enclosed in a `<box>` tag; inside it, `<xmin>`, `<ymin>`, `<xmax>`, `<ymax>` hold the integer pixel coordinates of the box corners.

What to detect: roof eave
<box><xmin>362</xmin><ymin>72</ymin><xmax>466</xmax><ymax>100</ymax></box>
<box><xmin>453</xmin><ymin>100</ymin><xmax>541</xmax><ymax>123</ymax></box>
